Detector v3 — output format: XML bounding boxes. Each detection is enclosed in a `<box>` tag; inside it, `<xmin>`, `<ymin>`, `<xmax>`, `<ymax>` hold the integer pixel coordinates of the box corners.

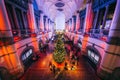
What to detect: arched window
<box><xmin>21</xmin><ymin>49</ymin><xmax>33</xmax><ymax>61</ymax></box>
<box><xmin>20</xmin><ymin>46</ymin><xmax>34</xmax><ymax>69</ymax></box>
<box><xmin>86</xmin><ymin>46</ymin><xmax>101</xmax><ymax>69</ymax></box>
<box><xmin>87</xmin><ymin>49</ymin><xmax>99</xmax><ymax>64</ymax></box>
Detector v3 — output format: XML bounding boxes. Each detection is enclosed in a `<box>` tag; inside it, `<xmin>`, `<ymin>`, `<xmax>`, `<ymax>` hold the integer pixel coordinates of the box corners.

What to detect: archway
<box><xmin>86</xmin><ymin>46</ymin><xmax>101</xmax><ymax>69</ymax></box>
<box><xmin>20</xmin><ymin>46</ymin><xmax>35</xmax><ymax>70</ymax></box>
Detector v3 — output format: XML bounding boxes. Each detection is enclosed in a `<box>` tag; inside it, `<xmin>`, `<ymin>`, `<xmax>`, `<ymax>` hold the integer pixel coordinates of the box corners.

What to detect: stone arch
<box><xmin>20</xmin><ymin>46</ymin><xmax>35</xmax><ymax>70</ymax></box>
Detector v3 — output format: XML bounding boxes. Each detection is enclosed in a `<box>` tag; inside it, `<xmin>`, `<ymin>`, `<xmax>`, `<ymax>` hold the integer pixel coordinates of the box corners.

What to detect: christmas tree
<box><xmin>53</xmin><ymin>34</ymin><xmax>66</xmax><ymax>63</ymax></box>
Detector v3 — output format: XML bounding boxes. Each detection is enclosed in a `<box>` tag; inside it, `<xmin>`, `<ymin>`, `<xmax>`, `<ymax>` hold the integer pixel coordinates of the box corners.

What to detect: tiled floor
<box><xmin>20</xmin><ymin>53</ymin><xmax>101</xmax><ymax>80</ymax></box>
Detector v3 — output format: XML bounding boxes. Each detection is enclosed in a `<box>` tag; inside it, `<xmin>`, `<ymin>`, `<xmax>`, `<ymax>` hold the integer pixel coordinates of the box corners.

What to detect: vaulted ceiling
<box><xmin>36</xmin><ymin>0</ymin><xmax>86</xmax><ymax>21</ymax></box>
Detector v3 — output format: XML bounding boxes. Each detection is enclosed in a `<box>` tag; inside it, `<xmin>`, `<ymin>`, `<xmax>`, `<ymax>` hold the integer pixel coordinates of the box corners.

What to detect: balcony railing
<box><xmin>0</xmin><ymin>30</ymin><xmax>14</xmax><ymax>46</ymax></box>
<box><xmin>89</xmin><ymin>29</ymin><xmax>109</xmax><ymax>41</ymax></box>
<box><xmin>0</xmin><ymin>29</ymin><xmax>44</xmax><ymax>46</ymax></box>
<box><xmin>68</xmin><ymin>28</ymin><xmax>108</xmax><ymax>42</ymax></box>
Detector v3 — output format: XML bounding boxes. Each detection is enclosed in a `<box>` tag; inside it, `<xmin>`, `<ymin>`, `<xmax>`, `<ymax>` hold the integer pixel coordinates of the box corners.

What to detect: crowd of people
<box><xmin>38</xmin><ymin>35</ymin><xmax>81</xmax><ymax>75</ymax></box>
<box><xmin>49</xmin><ymin>61</ymin><xmax>60</xmax><ymax>75</ymax></box>
<box><xmin>48</xmin><ymin>43</ymin><xmax>81</xmax><ymax>75</ymax></box>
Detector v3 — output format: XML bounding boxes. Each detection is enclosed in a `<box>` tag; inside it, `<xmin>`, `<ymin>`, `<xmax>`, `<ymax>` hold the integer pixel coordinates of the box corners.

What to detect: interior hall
<box><xmin>0</xmin><ymin>0</ymin><xmax>120</xmax><ymax>80</ymax></box>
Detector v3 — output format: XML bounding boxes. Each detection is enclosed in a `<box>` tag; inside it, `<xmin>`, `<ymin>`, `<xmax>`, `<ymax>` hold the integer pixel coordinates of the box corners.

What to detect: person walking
<box><xmin>52</xmin><ymin>64</ymin><xmax>56</xmax><ymax>74</ymax></box>
<box><xmin>49</xmin><ymin>61</ymin><xmax>52</xmax><ymax>71</ymax></box>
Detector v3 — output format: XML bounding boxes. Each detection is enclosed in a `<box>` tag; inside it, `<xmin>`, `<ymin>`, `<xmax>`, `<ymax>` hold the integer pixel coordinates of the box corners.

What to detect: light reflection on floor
<box><xmin>20</xmin><ymin>52</ymin><xmax>101</xmax><ymax>80</ymax></box>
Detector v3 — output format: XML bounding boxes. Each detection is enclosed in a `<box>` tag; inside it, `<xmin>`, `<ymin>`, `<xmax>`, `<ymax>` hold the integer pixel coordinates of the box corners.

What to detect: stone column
<box><xmin>43</xmin><ymin>15</ymin><xmax>47</xmax><ymax>32</ymax></box>
<box><xmin>27</xmin><ymin>0</ymin><xmax>37</xmax><ymax>33</ymax></box>
<box><xmin>65</xmin><ymin>22</ymin><xmax>67</xmax><ymax>31</ymax></box>
<box><xmin>68</xmin><ymin>20</ymin><xmax>69</xmax><ymax>31</ymax></box>
<box><xmin>40</xmin><ymin>10</ymin><xmax>44</xmax><ymax>32</ymax></box>
<box><xmin>99</xmin><ymin>0</ymin><xmax>120</xmax><ymax>79</ymax></box>
<box><xmin>48</xmin><ymin>19</ymin><xmax>50</xmax><ymax>32</ymax></box>
<box><xmin>51</xmin><ymin>21</ymin><xmax>54</xmax><ymax>33</ymax></box>
<box><xmin>76</xmin><ymin>11</ymin><xmax>80</xmax><ymax>32</ymax></box>
<box><xmin>66</xmin><ymin>21</ymin><xmax>69</xmax><ymax>32</ymax></box>
<box><xmin>0</xmin><ymin>0</ymin><xmax>13</xmax><ymax>37</ymax></box>
<box><xmin>69</xmin><ymin>19</ymin><xmax>72</xmax><ymax>32</ymax></box>
<box><xmin>84</xmin><ymin>0</ymin><xmax>93</xmax><ymax>34</ymax></box>
<box><xmin>49</xmin><ymin>20</ymin><xmax>52</xmax><ymax>32</ymax></box>
<box><xmin>0</xmin><ymin>0</ymin><xmax>24</xmax><ymax>75</ymax></box>
<box><xmin>72</xmin><ymin>16</ymin><xmax>74</xmax><ymax>32</ymax></box>
<box><xmin>93</xmin><ymin>10</ymin><xmax>99</xmax><ymax>30</ymax></box>
<box><xmin>68</xmin><ymin>20</ymin><xmax>70</xmax><ymax>31</ymax></box>
<box><xmin>72</xmin><ymin>15</ymin><xmax>76</xmax><ymax>32</ymax></box>
<box><xmin>46</xmin><ymin>18</ymin><xmax>49</xmax><ymax>32</ymax></box>
<box><xmin>11</xmin><ymin>6</ymin><xmax>21</xmax><ymax>36</ymax></box>
<box><xmin>102</xmin><ymin>6</ymin><xmax>109</xmax><ymax>29</ymax></box>
<box><xmin>81</xmin><ymin>0</ymin><xmax>93</xmax><ymax>53</ymax></box>
<box><xmin>46</xmin><ymin>17</ymin><xmax>48</xmax><ymax>32</ymax></box>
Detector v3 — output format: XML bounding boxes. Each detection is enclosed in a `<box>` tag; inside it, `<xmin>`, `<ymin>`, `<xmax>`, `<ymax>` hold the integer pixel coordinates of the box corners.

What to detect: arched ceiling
<box><xmin>36</xmin><ymin>0</ymin><xmax>85</xmax><ymax>21</ymax></box>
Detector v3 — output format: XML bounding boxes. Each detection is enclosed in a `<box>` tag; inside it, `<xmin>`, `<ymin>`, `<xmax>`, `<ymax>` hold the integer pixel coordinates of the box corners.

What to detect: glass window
<box><xmin>95</xmin><ymin>55</ymin><xmax>99</xmax><ymax>62</ymax></box>
<box><xmin>29</xmin><ymin>49</ymin><xmax>32</xmax><ymax>55</ymax></box>
<box><xmin>88</xmin><ymin>50</ymin><xmax>91</xmax><ymax>56</ymax></box>
<box><xmin>95</xmin><ymin>8</ymin><xmax>105</xmax><ymax>29</ymax></box>
<box><xmin>87</xmin><ymin>49</ymin><xmax>100</xmax><ymax>64</ymax></box>
<box><xmin>91</xmin><ymin>52</ymin><xmax>94</xmax><ymax>58</ymax></box>
<box><xmin>22</xmin><ymin>54</ymin><xmax>26</xmax><ymax>61</ymax></box>
<box><xmin>5</xmin><ymin>3</ymin><xmax>17</xmax><ymax>29</ymax></box>
<box><xmin>26</xmin><ymin>52</ymin><xmax>30</xmax><ymax>58</ymax></box>
<box><xmin>23</xmin><ymin>12</ymin><xmax>29</xmax><ymax>29</ymax></box>
<box><xmin>104</xmin><ymin>3</ymin><xmax>116</xmax><ymax>30</ymax></box>
<box><xmin>35</xmin><ymin>17</ymin><xmax>40</xmax><ymax>30</ymax></box>
<box><xmin>80</xmin><ymin>17</ymin><xmax>85</xmax><ymax>32</ymax></box>
<box><xmin>15</xmin><ymin>8</ymin><xmax>26</xmax><ymax>34</ymax></box>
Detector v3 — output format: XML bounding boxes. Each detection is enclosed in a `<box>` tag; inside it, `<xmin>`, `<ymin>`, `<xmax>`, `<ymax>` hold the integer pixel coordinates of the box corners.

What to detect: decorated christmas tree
<box><xmin>53</xmin><ymin>34</ymin><xmax>66</xmax><ymax>63</ymax></box>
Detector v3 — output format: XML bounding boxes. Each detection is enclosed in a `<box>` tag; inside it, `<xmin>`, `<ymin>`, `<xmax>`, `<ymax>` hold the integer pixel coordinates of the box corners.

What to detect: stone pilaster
<box><xmin>102</xmin><ymin>6</ymin><xmax>109</xmax><ymax>29</ymax></box>
<box><xmin>0</xmin><ymin>0</ymin><xmax>13</xmax><ymax>37</ymax></box>
<box><xmin>84</xmin><ymin>1</ymin><xmax>93</xmax><ymax>34</ymax></box>
<box><xmin>72</xmin><ymin>15</ymin><xmax>76</xmax><ymax>32</ymax></box>
<box><xmin>98</xmin><ymin>0</ymin><xmax>120</xmax><ymax>79</ymax></box>
<box><xmin>76</xmin><ymin>11</ymin><xmax>80</xmax><ymax>32</ymax></box>
<box><xmin>43</xmin><ymin>15</ymin><xmax>47</xmax><ymax>31</ymax></box>
<box><xmin>69</xmin><ymin>18</ymin><xmax>72</xmax><ymax>32</ymax></box>
<box><xmin>40</xmin><ymin>10</ymin><xmax>44</xmax><ymax>31</ymax></box>
<box><xmin>27</xmin><ymin>0</ymin><xmax>37</xmax><ymax>33</ymax></box>
<box><xmin>0</xmin><ymin>0</ymin><xmax>14</xmax><ymax>45</ymax></box>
